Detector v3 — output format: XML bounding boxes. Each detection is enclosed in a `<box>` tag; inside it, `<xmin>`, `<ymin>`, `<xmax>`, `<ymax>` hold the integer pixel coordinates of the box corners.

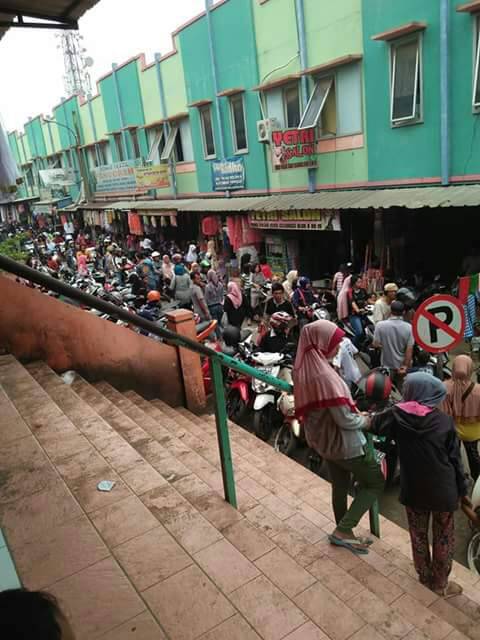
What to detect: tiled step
<box><xmin>3</xmin><ymin>356</ymin><xmax>480</xmax><ymax>640</ymax></box>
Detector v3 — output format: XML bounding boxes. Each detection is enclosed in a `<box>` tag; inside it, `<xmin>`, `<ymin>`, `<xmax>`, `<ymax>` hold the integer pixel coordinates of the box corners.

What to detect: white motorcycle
<box><xmin>250</xmin><ymin>351</ymin><xmax>290</xmax><ymax>441</ymax></box>
<box><xmin>463</xmin><ymin>479</ymin><xmax>480</xmax><ymax>575</ymax></box>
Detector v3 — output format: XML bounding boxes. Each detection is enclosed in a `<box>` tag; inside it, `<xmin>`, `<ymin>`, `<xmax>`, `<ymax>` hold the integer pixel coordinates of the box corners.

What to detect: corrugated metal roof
<box><xmin>82</xmin><ymin>185</ymin><xmax>480</xmax><ymax>214</ymax></box>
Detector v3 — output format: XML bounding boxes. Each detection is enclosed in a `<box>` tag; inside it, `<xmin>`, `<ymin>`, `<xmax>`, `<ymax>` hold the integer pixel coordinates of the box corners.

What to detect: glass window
<box><xmin>199</xmin><ymin>106</ymin><xmax>216</xmax><ymax>158</ymax></box>
<box><xmin>284</xmin><ymin>84</ymin><xmax>301</xmax><ymax>128</ymax></box>
<box><xmin>146</xmin><ymin>127</ymin><xmax>165</xmax><ymax>163</ymax></box>
<box><xmin>130</xmin><ymin>128</ymin><xmax>141</xmax><ymax>159</ymax></box>
<box><xmin>161</xmin><ymin>123</ymin><xmax>179</xmax><ymax>161</ymax></box>
<box><xmin>474</xmin><ymin>15</ymin><xmax>480</xmax><ymax>108</ymax></box>
<box><xmin>299</xmin><ymin>77</ymin><xmax>333</xmax><ymax>130</ymax></box>
<box><xmin>97</xmin><ymin>142</ymin><xmax>108</xmax><ymax>166</ymax></box>
<box><xmin>174</xmin><ymin>127</ymin><xmax>185</xmax><ymax>162</ymax></box>
<box><xmin>390</xmin><ymin>37</ymin><xmax>421</xmax><ymax>124</ymax></box>
<box><xmin>113</xmin><ymin>132</ymin><xmax>125</xmax><ymax>161</ymax></box>
<box><xmin>230</xmin><ymin>94</ymin><xmax>248</xmax><ymax>152</ymax></box>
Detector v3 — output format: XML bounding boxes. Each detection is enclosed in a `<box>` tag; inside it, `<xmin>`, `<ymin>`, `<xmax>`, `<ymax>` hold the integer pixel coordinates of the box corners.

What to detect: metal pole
<box><xmin>205</xmin><ymin>0</ymin><xmax>226</xmax><ymax>160</ymax></box>
<box><xmin>440</xmin><ymin>0</ymin><xmax>450</xmax><ymax>186</ymax></box>
<box><xmin>72</xmin><ymin>111</ymin><xmax>91</xmax><ymax>200</ymax></box>
<box><xmin>366</xmin><ymin>433</ymin><xmax>381</xmax><ymax>537</ymax></box>
<box><xmin>211</xmin><ymin>357</ymin><xmax>237</xmax><ymax>507</ymax></box>
<box><xmin>154</xmin><ymin>52</ymin><xmax>177</xmax><ymax>197</ymax></box>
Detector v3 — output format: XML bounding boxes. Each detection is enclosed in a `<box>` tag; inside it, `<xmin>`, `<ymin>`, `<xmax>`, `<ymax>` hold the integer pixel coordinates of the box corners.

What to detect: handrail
<box><xmin>0</xmin><ymin>255</ymin><xmax>291</xmax><ymax>392</ymax></box>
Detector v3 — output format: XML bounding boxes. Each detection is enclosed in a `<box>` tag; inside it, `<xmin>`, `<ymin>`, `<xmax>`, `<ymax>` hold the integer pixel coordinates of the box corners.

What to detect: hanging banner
<box><xmin>93</xmin><ymin>160</ymin><xmax>141</xmax><ymax>193</ymax></box>
<box><xmin>271</xmin><ymin>128</ymin><xmax>317</xmax><ymax>170</ymax></box>
<box><xmin>39</xmin><ymin>168</ymin><xmax>76</xmax><ymax>187</ymax></box>
<box><xmin>248</xmin><ymin>210</ymin><xmax>341</xmax><ymax>231</ymax></box>
<box><xmin>134</xmin><ymin>164</ymin><xmax>170</xmax><ymax>189</ymax></box>
<box><xmin>212</xmin><ymin>157</ymin><xmax>245</xmax><ymax>191</ymax></box>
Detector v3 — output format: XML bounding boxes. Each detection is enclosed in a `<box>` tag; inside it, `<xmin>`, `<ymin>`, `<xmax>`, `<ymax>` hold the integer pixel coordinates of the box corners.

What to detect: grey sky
<box><xmin>0</xmin><ymin>0</ymin><xmax>204</xmax><ymax>132</ymax></box>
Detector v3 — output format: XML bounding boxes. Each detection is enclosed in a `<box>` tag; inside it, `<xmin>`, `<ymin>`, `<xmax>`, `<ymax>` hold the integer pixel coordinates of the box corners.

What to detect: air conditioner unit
<box><xmin>257</xmin><ymin>118</ymin><xmax>280</xmax><ymax>143</ymax></box>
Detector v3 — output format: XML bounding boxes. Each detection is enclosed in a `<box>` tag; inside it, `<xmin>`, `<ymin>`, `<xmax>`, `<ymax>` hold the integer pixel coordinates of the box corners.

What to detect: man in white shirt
<box><xmin>373</xmin><ymin>282</ymin><xmax>398</xmax><ymax>324</ymax></box>
<box><xmin>373</xmin><ymin>301</ymin><xmax>414</xmax><ymax>384</ymax></box>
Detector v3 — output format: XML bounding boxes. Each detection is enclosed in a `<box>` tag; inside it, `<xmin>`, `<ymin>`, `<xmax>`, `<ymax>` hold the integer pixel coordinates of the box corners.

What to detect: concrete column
<box><xmin>166</xmin><ymin>309</ymin><xmax>206</xmax><ymax>413</ymax></box>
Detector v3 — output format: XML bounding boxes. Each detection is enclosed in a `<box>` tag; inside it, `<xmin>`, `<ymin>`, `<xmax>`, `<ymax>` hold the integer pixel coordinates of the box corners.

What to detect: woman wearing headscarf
<box><xmin>292</xmin><ymin>277</ymin><xmax>316</xmax><ymax>329</ymax></box>
<box><xmin>443</xmin><ymin>355</ymin><xmax>480</xmax><ymax>481</ymax></box>
<box><xmin>161</xmin><ymin>255</ymin><xmax>174</xmax><ymax>286</ymax></box>
<box><xmin>224</xmin><ymin>281</ymin><xmax>248</xmax><ymax>328</ymax></box>
<box><xmin>371</xmin><ymin>373</ymin><xmax>469</xmax><ymax>596</ymax></box>
<box><xmin>205</xmin><ymin>269</ymin><xmax>224</xmax><ymax>338</ymax></box>
<box><xmin>185</xmin><ymin>243</ymin><xmax>198</xmax><ymax>266</ymax></box>
<box><xmin>251</xmin><ymin>263</ymin><xmax>266</xmax><ymax>316</ymax></box>
<box><xmin>283</xmin><ymin>270</ymin><xmax>298</xmax><ymax>300</ymax></box>
<box><xmin>170</xmin><ymin>263</ymin><xmax>192</xmax><ymax>309</ymax></box>
<box><xmin>293</xmin><ymin>320</ymin><xmax>384</xmax><ymax>555</ymax></box>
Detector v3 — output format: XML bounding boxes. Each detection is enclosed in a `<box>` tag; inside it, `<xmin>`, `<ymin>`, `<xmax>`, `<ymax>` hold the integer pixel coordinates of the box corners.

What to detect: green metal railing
<box><xmin>0</xmin><ymin>255</ymin><xmax>380</xmax><ymax>537</ymax></box>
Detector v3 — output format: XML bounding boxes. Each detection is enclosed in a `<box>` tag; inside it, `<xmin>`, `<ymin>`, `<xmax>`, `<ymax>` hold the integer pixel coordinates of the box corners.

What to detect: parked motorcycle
<box><xmin>250</xmin><ymin>350</ymin><xmax>291</xmax><ymax>441</ymax></box>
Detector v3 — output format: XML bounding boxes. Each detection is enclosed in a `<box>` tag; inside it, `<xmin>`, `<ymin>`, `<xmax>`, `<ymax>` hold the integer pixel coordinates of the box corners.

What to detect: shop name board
<box><xmin>93</xmin><ymin>160</ymin><xmax>141</xmax><ymax>193</ymax></box>
<box><xmin>249</xmin><ymin>210</ymin><xmax>341</xmax><ymax>231</ymax></box>
<box><xmin>134</xmin><ymin>165</ymin><xmax>169</xmax><ymax>189</ymax></box>
<box><xmin>212</xmin><ymin>157</ymin><xmax>245</xmax><ymax>191</ymax></box>
<box><xmin>39</xmin><ymin>168</ymin><xmax>76</xmax><ymax>188</ymax></box>
<box><xmin>271</xmin><ymin>128</ymin><xmax>317</xmax><ymax>171</ymax></box>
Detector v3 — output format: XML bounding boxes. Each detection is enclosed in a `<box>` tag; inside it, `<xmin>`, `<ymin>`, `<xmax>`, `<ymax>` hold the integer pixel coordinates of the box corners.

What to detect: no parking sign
<box><xmin>412</xmin><ymin>295</ymin><xmax>465</xmax><ymax>354</ymax></box>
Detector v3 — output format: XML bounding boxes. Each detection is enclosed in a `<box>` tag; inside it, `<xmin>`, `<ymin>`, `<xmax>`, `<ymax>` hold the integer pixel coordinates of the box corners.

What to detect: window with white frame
<box><xmin>97</xmin><ymin>142</ymin><xmax>109</xmax><ymax>166</ymax></box>
<box><xmin>113</xmin><ymin>132</ymin><xmax>125</xmax><ymax>161</ymax></box>
<box><xmin>299</xmin><ymin>77</ymin><xmax>333</xmax><ymax>130</ymax></box>
<box><xmin>146</xmin><ymin>127</ymin><xmax>165</xmax><ymax>163</ymax></box>
<box><xmin>161</xmin><ymin>122</ymin><xmax>185</xmax><ymax>162</ymax></box>
<box><xmin>229</xmin><ymin>94</ymin><xmax>248</xmax><ymax>153</ymax></box>
<box><xmin>473</xmin><ymin>14</ymin><xmax>480</xmax><ymax>110</ymax></box>
<box><xmin>390</xmin><ymin>35</ymin><xmax>422</xmax><ymax>125</ymax></box>
<box><xmin>284</xmin><ymin>84</ymin><xmax>301</xmax><ymax>128</ymax></box>
<box><xmin>199</xmin><ymin>106</ymin><xmax>216</xmax><ymax>158</ymax></box>
<box><xmin>130</xmin><ymin>128</ymin><xmax>141</xmax><ymax>159</ymax></box>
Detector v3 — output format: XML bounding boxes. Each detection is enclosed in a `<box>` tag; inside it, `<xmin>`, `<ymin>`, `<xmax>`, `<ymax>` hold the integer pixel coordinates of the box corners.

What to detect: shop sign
<box><xmin>93</xmin><ymin>160</ymin><xmax>141</xmax><ymax>193</ymax></box>
<box><xmin>212</xmin><ymin>157</ymin><xmax>245</xmax><ymax>190</ymax></box>
<box><xmin>248</xmin><ymin>209</ymin><xmax>341</xmax><ymax>231</ymax></box>
<box><xmin>39</xmin><ymin>168</ymin><xmax>76</xmax><ymax>187</ymax></box>
<box><xmin>134</xmin><ymin>164</ymin><xmax>170</xmax><ymax>189</ymax></box>
<box><xmin>57</xmin><ymin>196</ymin><xmax>73</xmax><ymax>210</ymax></box>
<box><xmin>271</xmin><ymin>128</ymin><xmax>317</xmax><ymax>171</ymax></box>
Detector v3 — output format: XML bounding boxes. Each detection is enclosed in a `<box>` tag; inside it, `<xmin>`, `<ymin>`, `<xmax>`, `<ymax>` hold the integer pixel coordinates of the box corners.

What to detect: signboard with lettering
<box><xmin>39</xmin><ymin>168</ymin><xmax>76</xmax><ymax>187</ymax></box>
<box><xmin>93</xmin><ymin>160</ymin><xmax>141</xmax><ymax>193</ymax></box>
<box><xmin>271</xmin><ymin>128</ymin><xmax>317</xmax><ymax>171</ymax></box>
<box><xmin>212</xmin><ymin>157</ymin><xmax>245</xmax><ymax>190</ymax></box>
<box><xmin>248</xmin><ymin>210</ymin><xmax>341</xmax><ymax>231</ymax></box>
<box><xmin>134</xmin><ymin>164</ymin><xmax>170</xmax><ymax>189</ymax></box>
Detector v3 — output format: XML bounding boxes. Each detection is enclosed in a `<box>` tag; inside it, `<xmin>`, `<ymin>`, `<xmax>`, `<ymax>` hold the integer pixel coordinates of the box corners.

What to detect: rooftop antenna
<box><xmin>56</xmin><ymin>30</ymin><xmax>93</xmax><ymax>98</ymax></box>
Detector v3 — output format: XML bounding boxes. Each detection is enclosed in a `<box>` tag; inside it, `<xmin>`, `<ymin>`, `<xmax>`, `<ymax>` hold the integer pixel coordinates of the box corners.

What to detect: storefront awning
<box><xmin>80</xmin><ymin>185</ymin><xmax>480</xmax><ymax>215</ymax></box>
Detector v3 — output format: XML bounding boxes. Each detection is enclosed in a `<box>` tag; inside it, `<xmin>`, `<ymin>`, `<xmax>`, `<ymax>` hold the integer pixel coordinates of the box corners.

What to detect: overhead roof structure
<box><xmin>0</xmin><ymin>1</ymin><xmax>100</xmax><ymax>39</ymax></box>
<box><xmin>82</xmin><ymin>185</ymin><xmax>480</xmax><ymax>213</ymax></box>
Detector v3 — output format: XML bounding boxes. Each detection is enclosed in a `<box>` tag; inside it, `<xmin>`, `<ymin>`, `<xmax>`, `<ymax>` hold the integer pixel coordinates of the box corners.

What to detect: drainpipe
<box><xmin>111</xmin><ymin>63</ymin><xmax>129</xmax><ymax>160</ymax></box>
<box><xmin>47</xmin><ymin>120</ymin><xmax>55</xmax><ymax>159</ymax></box>
<box><xmin>205</xmin><ymin>0</ymin><xmax>227</xmax><ymax>174</ymax></box>
<box><xmin>440</xmin><ymin>0</ymin><xmax>450</xmax><ymax>186</ymax></box>
<box><xmin>295</xmin><ymin>0</ymin><xmax>316</xmax><ymax>193</ymax></box>
<box><xmin>87</xmin><ymin>94</ymin><xmax>101</xmax><ymax>166</ymax></box>
<box><xmin>154</xmin><ymin>52</ymin><xmax>177</xmax><ymax>197</ymax></box>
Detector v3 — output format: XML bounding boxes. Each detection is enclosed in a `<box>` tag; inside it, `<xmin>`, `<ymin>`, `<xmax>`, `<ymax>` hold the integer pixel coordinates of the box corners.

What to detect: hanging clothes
<box><xmin>128</xmin><ymin>211</ymin><xmax>143</xmax><ymax>235</ymax></box>
<box><xmin>202</xmin><ymin>216</ymin><xmax>220</xmax><ymax>237</ymax></box>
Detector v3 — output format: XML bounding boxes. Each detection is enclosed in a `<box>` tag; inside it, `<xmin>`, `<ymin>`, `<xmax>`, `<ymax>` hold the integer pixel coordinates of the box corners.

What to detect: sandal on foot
<box><xmin>328</xmin><ymin>534</ymin><xmax>370</xmax><ymax>555</ymax></box>
<box><xmin>433</xmin><ymin>581</ymin><xmax>463</xmax><ymax>598</ymax></box>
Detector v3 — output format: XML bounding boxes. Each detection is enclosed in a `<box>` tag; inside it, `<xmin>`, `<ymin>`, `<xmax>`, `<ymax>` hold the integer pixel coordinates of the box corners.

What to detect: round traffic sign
<box><xmin>412</xmin><ymin>294</ymin><xmax>465</xmax><ymax>354</ymax></box>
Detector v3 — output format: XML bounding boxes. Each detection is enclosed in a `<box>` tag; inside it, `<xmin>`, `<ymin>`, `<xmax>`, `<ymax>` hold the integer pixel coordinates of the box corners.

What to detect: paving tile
<box><xmin>348</xmin><ymin>625</ymin><xmax>388</xmax><ymax>640</ymax></box>
<box><xmin>223</xmin><ymin>519</ymin><xmax>276</xmax><ymax>561</ymax></box>
<box><xmin>238</xmin><ymin>476</ymin><xmax>271</xmax><ymax>500</ymax></box>
<box><xmin>294</xmin><ymin>581</ymin><xmax>365</xmax><ymax>640</ymax></box>
<box><xmin>315</xmin><ymin>536</ymin><xmax>364</xmax><ymax>571</ymax></box>
<box><xmin>392</xmin><ymin>593</ymin><xmax>453</xmax><ymax>640</ymax></box>
<box><xmin>172</xmin><ymin>474</ymin><xmax>211</xmax><ymax>500</ymax></box>
<box><xmin>307</xmin><ymin>556</ymin><xmax>364</xmax><ymax>601</ymax></box>
<box><xmin>284</xmin><ymin>513</ymin><xmax>325</xmax><ymax>544</ymax></box>
<box><xmin>151</xmin><ymin>455</ymin><xmax>192</xmax><ymax>482</ymax></box>
<box><xmin>349</xmin><ymin>589</ymin><xmax>414</xmax><ymax>639</ymax></box>
<box><xmin>164</xmin><ymin>510</ymin><xmax>224</xmax><ymax>555</ymax></box>
<box><xmin>230</xmin><ymin>575</ymin><xmax>308</xmax><ymax>640</ymax></box>
<box><xmin>260</xmin><ymin>493</ymin><xmax>297</xmax><ymax>520</ymax></box>
<box><xmin>14</xmin><ymin>515</ymin><xmax>110</xmax><ymax>590</ymax></box>
<box><xmin>350</xmin><ymin>562</ymin><xmax>404</xmax><ymax>605</ymax></box>
<box><xmin>197</xmin><ymin>614</ymin><xmax>261</xmax><ymax>639</ymax></box>
<box><xmin>90</xmin><ymin>495</ymin><xmax>159</xmax><ymax>547</ymax></box>
<box><xmin>295</xmin><ymin>503</ymin><xmax>331</xmax><ymax>529</ymax></box>
<box><xmin>359</xmin><ymin>547</ymin><xmax>396</xmax><ymax>577</ymax></box>
<box><xmin>194</xmin><ymin>538</ymin><xmax>260</xmax><ymax>594</ymax></box>
<box><xmin>272</xmin><ymin>528</ymin><xmax>324</xmax><ymax>568</ymax></box>
<box><xmin>0</xmin><ymin>388</ymin><xmax>31</xmax><ymax>445</ymax></box>
<box><xmin>121</xmin><ymin>460</ymin><xmax>167</xmax><ymax>495</ymax></box>
<box><xmin>98</xmin><ymin>611</ymin><xmax>167</xmax><ymax>640</ymax></box>
<box><xmin>245</xmin><ymin>504</ymin><xmax>285</xmax><ymax>538</ymax></box>
<box><xmin>283</xmin><ymin>622</ymin><xmax>330</xmax><ymax>639</ymax></box>
<box><xmin>388</xmin><ymin>567</ymin><xmax>439</xmax><ymax>608</ymax></box>
<box><xmin>65</xmin><ymin>466</ymin><xmax>132</xmax><ymax>514</ymax></box>
<box><xmin>49</xmin><ymin>557</ymin><xmax>145</xmax><ymax>640</ymax></box>
<box><xmin>95</xmin><ymin>437</ymin><xmax>144</xmax><ymax>474</ymax></box>
<box><xmin>236</xmin><ymin>486</ymin><xmax>260</xmax><ymax>514</ymax></box>
<box><xmin>190</xmin><ymin>492</ymin><xmax>243</xmax><ymax>531</ymax></box>
<box><xmin>143</xmin><ymin>564</ymin><xmax>235</xmax><ymax>640</ymax></box>
<box><xmin>429</xmin><ymin>599</ymin><xmax>480</xmax><ymax>639</ymax></box>
<box><xmin>114</xmin><ymin>526</ymin><xmax>193</xmax><ymax>592</ymax></box>
<box><xmin>0</xmin><ymin>545</ymin><xmax>21</xmax><ymax>590</ymax></box>
<box><xmin>255</xmin><ymin>546</ymin><xmax>316</xmax><ymax>598</ymax></box>
<box><xmin>448</xmin><ymin>594</ymin><xmax>480</xmax><ymax>622</ymax></box>
<box><xmin>0</xmin><ymin>481</ymin><xmax>83</xmax><ymax>549</ymax></box>
<box><xmin>143</xmin><ymin>485</ymin><xmax>192</xmax><ymax>524</ymax></box>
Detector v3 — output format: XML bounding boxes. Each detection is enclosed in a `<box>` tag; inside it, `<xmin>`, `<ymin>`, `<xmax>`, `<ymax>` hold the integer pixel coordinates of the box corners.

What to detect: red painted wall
<box><xmin>0</xmin><ymin>277</ymin><xmax>185</xmax><ymax>406</ymax></box>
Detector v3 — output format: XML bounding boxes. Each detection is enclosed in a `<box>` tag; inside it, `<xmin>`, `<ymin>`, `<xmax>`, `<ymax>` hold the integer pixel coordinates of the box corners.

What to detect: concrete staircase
<box><xmin>1</xmin><ymin>354</ymin><xmax>480</xmax><ymax>640</ymax></box>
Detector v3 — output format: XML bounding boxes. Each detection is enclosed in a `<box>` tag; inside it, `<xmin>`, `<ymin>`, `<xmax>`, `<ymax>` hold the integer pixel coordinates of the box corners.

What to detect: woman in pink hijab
<box><xmin>294</xmin><ymin>319</ymin><xmax>384</xmax><ymax>554</ymax></box>
<box><xmin>77</xmin><ymin>250</ymin><xmax>89</xmax><ymax>277</ymax></box>
<box><xmin>224</xmin><ymin>281</ymin><xmax>247</xmax><ymax>328</ymax></box>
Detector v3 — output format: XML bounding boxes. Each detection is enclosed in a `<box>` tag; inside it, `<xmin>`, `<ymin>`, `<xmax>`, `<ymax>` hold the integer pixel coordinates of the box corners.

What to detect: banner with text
<box><xmin>271</xmin><ymin>128</ymin><xmax>317</xmax><ymax>171</ymax></box>
<box><xmin>93</xmin><ymin>160</ymin><xmax>141</xmax><ymax>193</ymax></box>
<box><xmin>39</xmin><ymin>168</ymin><xmax>76</xmax><ymax>187</ymax></box>
<box><xmin>134</xmin><ymin>164</ymin><xmax>170</xmax><ymax>189</ymax></box>
<box><xmin>249</xmin><ymin>210</ymin><xmax>341</xmax><ymax>231</ymax></box>
<box><xmin>212</xmin><ymin>157</ymin><xmax>245</xmax><ymax>191</ymax></box>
